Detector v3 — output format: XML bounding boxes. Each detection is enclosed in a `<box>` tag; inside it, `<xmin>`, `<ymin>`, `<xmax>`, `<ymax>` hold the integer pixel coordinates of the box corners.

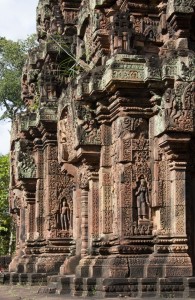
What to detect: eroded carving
<box><xmin>9</xmin><ymin>0</ymin><xmax>195</xmax><ymax>294</ymax></box>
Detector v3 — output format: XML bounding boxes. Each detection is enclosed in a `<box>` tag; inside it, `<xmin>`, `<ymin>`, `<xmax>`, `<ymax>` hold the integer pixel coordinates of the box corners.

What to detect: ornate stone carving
<box><xmin>15</xmin><ymin>141</ymin><xmax>36</xmax><ymax>179</ymax></box>
<box><xmin>9</xmin><ymin>0</ymin><xmax>195</xmax><ymax>295</ymax></box>
<box><xmin>78</xmin><ymin>160</ymin><xmax>91</xmax><ymax>190</ymax></box>
<box><xmin>135</xmin><ymin>177</ymin><xmax>150</xmax><ymax>221</ymax></box>
<box><xmin>110</xmin><ymin>11</ymin><xmax>133</xmax><ymax>54</ymax></box>
<box><xmin>18</xmin><ymin>153</ymin><xmax>36</xmax><ymax>179</ymax></box>
<box><xmin>60</xmin><ymin>198</ymin><xmax>71</xmax><ymax>230</ymax></box>
<box><xmin>76</xmin><ymin>103</ymin><xmax>101</xmax><ymax>145</ymax></box>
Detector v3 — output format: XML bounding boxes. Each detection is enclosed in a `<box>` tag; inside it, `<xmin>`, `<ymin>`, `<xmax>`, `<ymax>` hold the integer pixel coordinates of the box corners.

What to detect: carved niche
<box><xmin>58</xmin><ymin>107</ymin><xmax>75</xmax><ymax>162</ymax></box>
<box><xmin>49</xmin><ymin>170</ymin><xmax>74</xmax><ymax>238</ymax></box>
<box><xmin>58</xmin><ymin>94</ymin><xmax>77</xmax><ymax>163</ymax></box>
<box><xmin>117</xmin><ymin>117</ymin><xmax>152</xmax><ymax>236</ymax></box>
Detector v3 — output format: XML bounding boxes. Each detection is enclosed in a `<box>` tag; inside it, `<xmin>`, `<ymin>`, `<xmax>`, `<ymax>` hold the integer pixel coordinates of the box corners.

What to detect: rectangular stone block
<box><xmin>139</xmin><ymin>278</ymin><xmax>157</xmax><ymax>298</ymax></box>
<box><xmin>159</xmin><ymin>278</ymin><xmax>185</xmax><ymax>298</ymax></box>
<box><xmin>187</xmin><ymin>277</ymin><xmax>195</xmax><ymax>298</ymax></box>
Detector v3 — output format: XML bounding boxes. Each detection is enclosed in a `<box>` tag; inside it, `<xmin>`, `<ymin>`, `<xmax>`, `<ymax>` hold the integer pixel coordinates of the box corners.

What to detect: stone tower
<box><xmin>9</xmin><ymin>0</ymin><xmax>195</xmax><ymax>297</ymax></box>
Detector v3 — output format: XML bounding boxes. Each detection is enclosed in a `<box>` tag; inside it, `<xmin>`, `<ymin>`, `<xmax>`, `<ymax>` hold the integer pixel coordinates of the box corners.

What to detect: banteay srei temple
<box><xmin>8</xmin><ymin>0</ymin><xmax>195</xmax><ymax>297</ymax></box>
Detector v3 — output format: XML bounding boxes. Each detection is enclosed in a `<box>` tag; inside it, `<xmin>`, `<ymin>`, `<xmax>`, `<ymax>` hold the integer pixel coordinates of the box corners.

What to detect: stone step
<box><xmin>39</xmin><ymin>279</ymin><xmax>61</xmax><ymax>294</ymax></box>
<box><xmin>39</xmin><ymin>275</ymin><xmax>76</xmax><ymax>295</ymax></box>
<box><xmin>47</xmin><ymin>275</ymin><xmax>59</xmax><ymax>284</ymax></box>
<box><xmin>38</xmin><ymin>285</ymin><xmax>57</xmax><ymax>294</ymax></box>
<box><xmin>48</xmin><ymin>275</ymin><xmax>75</xmax><ymax>295</ymax></box>
<box><xmin>56</xmin><ymin>276</ymin><xmax>75</xmax><ymax>295</ymax></box>
<box><xmin>47</xmin><ymin>276</ymin><xmax>195</xmax><ymax>298</ymax></box>
<box><xmin>1</xmin><ymin>272</ymin><xmax>48</xmax><ymax>286</ymax></box>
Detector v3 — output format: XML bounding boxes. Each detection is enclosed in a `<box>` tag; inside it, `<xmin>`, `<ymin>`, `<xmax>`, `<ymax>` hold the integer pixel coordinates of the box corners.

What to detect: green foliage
<box><xmin>58</xmin><ymin>56</ymin><xmax>81</xmax><ymax>78</ymax></box>
<box><xmin>0</xmin><ymin>34</ymin><xmax>37</xmax><ymax>120</ymax></box>
<box><xmin>29</xmin><ymin>91</ymin><xmax>40</xmax><ymax>112</ymax></box>
<box><xmin>47</xmin><ymin>34</ymin><xmax>90</xmax><ymax>78</ymax></box>
<box><xmin>0</xmin><ymin>154</ymin><xmax>11</xmax><ymax>254</ymax></box>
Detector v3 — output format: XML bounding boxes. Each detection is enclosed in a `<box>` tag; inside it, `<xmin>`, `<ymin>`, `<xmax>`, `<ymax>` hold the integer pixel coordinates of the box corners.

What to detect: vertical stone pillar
<box><xmin>20</xmin><ymin>205</ymin><xmax>26</xmax><ymax>244</ymax></box>
<box><xmin>100</xmin><ymin>124</ymin><xmax>112</xmax><ymax>235</ymax></box>
<box><xmin>158</xmin><ymin>135</ymin><xmax>190</xmax><ymax>240</ymax></box>
<box><xmin>158</xmin><ymin>158</ymin><xmax>171</xmax><ymax>235</ymax></box>
<box><xmin>25</xmin><ymin>192</ymin><xmax>36</xmax><ymax>241</ymax></box>
<box><xmin>81</xmin><ymin>189</ymin><xmax>89</xmax><ymax>257</ymax></box>
<box><xmin>28</xmin><ymin>203</ymin><xmax>35</xmax><ymax>241</ymax></box>
<box><xmin>163</xmin><ymin>159</ymin><xmax>193</xmax><ymax>277</ymax></box>
<box><xmin>34</xmin><ymin>139</ymin><xmax>44</xmax><ymax>239</ymax></box>
<box><xmin>170</xmin><ymin>161</ymin><xmax>187</xmax><ymax>236</ymax></box>
<box><xmin>149</xmin><ymin>136</ymin><xmax>193</xmax><ymax>278</ymax></box>
<box><xmin>89</xmin><ymin>174</ymin><xmax>99</xmax><ymax>238</ymax></box>
<box><xmin>35</xmin><ymin>179</ymin><xmax>44</xmax><ymax>238</ymax></box>
<box><xmin>119</xmin><ymin>164</ymin><xmax>133</xmax><ymax>237</ymax></box>
<box><xmin>100</xmin><ymin>124</ymin><xmax>111</xmax><ymax>168</ymax></box>
<box><xmin>43</xmin><ymin>141</ymin><xmax>58</xmax><ymax>239</ymax></box>
<box><xmin>101</xmin><ymin>171</ymin><xmax>112</xmax><ymax>234</ymax></box>
<box><xmin>78</xmin><ymin>161</ymin><xmax>90</xmax><ymax>257</ymax></box>
<box><xmin>73</xmin><ymin>186</ymin><xmax>79</xmax><ymax>239</ymax></box>
<box><xmin>88</xmin><ymin>173</ymin><xmax>99</xmax><ymax>255</ymax></box>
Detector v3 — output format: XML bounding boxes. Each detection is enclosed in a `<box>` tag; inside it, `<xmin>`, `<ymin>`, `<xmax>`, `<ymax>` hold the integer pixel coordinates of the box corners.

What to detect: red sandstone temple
<box><xmin>8</xmin><ymin>0</ymin><xmax>195</xmax><ymax>297</ymax></box>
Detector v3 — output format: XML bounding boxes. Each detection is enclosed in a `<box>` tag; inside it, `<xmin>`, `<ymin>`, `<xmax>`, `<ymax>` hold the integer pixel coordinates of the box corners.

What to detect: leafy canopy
<box><xmin>0</xmin><ymin>154</ymin><xmax>11</xmax><ymax>254</ymax></box>
<box><xmin>0</xmin><ymin>35</ymin><xmax>37</xmax><ymax>120</ymax></box>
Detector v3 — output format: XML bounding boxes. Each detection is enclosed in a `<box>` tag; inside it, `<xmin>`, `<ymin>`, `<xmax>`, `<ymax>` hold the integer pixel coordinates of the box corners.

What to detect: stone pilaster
<box><xmin>26</xmin><ymin>194</ymin><xmax>36</xmax><ymax>241</ymax></box>
<box><xmin>34</xmin><ymin>139</ymin><xmax>44</xmax><ymax>239</ymax></box>
<box><xmin>169</xmin><ymin>161</ymin><xmax>187</xmax><ymax>236</ymax></box>
<box><xmin>147</xmin><ymin>134</ymin><xmax>193</xmax><ymax>278</ymax></box>
<box><xmin>80</xmin><ymin>189</ymin><xmax>89</xmax><ymax>257</ymax></box>
<box><xmin>88</xmin><ymin>173</ymin><xmax>99</xmax><ymax>240</ymax></box>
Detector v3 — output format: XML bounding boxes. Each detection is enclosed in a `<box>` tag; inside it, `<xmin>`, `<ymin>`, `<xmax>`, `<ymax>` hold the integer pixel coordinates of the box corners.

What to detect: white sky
<box><xmin>0</xmin><ymin>0</ymin><xmax>38</xmax><ymax>154</ymax></box>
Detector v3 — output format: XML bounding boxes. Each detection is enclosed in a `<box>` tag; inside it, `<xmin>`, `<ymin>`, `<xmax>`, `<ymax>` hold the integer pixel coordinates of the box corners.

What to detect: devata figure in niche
<box><xmin>60</xmin><ymin>199</ymin><xmax>70</xmax><ymax>231</ymax></box>
<box><xmin>135</xmin><ymin>177</ymin><xmax>150</xmax><ymax>221</ymax></box>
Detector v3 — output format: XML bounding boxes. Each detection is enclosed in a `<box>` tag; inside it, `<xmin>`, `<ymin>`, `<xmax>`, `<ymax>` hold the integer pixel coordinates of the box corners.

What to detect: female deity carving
<box><xmin>135</xmin><ymin>178</ymin><xmax>150</xmax><ymax>221</ymax></box>
<box><xmin>60</xmin><ymin>199</ymin><xmax>71</xmax><ymax>231</ymax></box>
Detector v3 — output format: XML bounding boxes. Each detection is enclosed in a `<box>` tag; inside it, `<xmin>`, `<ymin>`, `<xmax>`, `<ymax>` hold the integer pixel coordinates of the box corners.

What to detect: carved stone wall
<box><xmin>9</xmin><ymin>0</ymin><xmax>195</xmax><ymax>296</ymax></box>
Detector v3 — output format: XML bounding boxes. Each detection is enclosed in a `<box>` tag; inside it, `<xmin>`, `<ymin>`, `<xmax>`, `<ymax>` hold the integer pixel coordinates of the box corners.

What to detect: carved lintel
<box><xmin>158</xmin><ymin>133</ymin><xmax>191</xmax><ymax>161</ymax></box>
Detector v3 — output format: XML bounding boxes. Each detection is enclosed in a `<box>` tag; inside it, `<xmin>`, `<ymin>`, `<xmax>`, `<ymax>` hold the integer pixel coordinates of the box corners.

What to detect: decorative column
<box><xmin>99</xmin><ymin>123</ymin><xmax>112</xmax><ymax>235</ymax></box>
<box><xmin>166</xmin><ymin>157</ymin><xmax>192</xmax><ymax>277</ymax></box>
<box><xmin>25</xmin><ymin>193</ymin><xmax>36</xmax><ymax>241</ymax></box>
<box><xmin>80</xmin><ymin>189</ymin><xmax>89</xmax><ymax>257</ymax></box>
<box><xmin>169</xmin><ymin>161</ymin><xmax>187</xmax><ymax>237</ymax></box>
<box><xmin>158</xmin><ymin>134</ymin><xmax>190</xmax><ymax>241</ymax></box>
<box><xmin>42</xmin><ymin>133</ymin><xmax>58</xmax><ymax>240</ymax></box>
<box><xmin>149</xmin><ymin>134</ymin><xmax>193</xmax><ymax>278</ymax></box>
<box><xmin>88</xmin><ymin>172</ymin><xmax>99</xmax><ymax>251</ymax></box>
<box><xmin>34</xmin><ymin>138</ymin><xmax>44</xmax><ymax>239</ymax></box>
<box><xmin>78</xmin><ymin>161</ymin><xmax>91</xmax><ymax>257</ymax></box>
<box><xmin>101</xmin><ymin>171</ymin><xmax>112</xmax><ymax>234</ymax></box>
